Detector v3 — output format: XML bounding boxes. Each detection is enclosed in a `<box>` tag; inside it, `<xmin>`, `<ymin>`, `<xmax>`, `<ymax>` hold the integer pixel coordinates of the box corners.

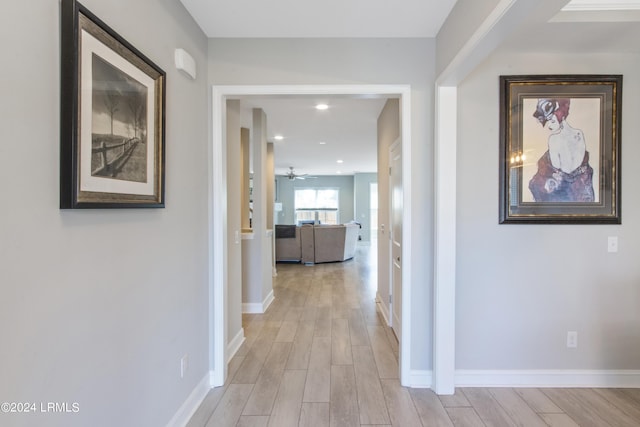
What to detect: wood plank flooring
<box><xmin>187</xmin><ymin>243</ymin><xmax>640</xmax><ymax>427</ymax></box>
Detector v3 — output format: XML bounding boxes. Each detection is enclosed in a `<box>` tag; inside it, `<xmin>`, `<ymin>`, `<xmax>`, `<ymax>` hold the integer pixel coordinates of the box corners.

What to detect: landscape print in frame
<box><xmin>499</xmin><ymin>75</ymin><xmax>621</xmax><ymax>224</ymax></box>
<box><xmin>60</xmin><ymin>0</ymin><xmax>165</xmax><ymax>208</ymax></box>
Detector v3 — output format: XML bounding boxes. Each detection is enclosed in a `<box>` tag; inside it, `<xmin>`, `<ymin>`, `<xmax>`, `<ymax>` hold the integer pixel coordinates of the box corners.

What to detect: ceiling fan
<box><xmin>285</xmin><ymin>167</ymin><xmax>316</xmax><ymax>180</ymax></box>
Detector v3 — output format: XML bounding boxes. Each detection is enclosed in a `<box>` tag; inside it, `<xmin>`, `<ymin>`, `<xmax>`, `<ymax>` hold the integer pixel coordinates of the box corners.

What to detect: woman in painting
<box><xmin>528</xmin><ymin>98</ymin><xmax>595</xmax><ymax>202</ymax></box>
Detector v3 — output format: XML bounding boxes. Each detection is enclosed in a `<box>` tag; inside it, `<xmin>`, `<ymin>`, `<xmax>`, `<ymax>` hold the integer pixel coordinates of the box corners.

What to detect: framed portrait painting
<box><xmin>60</xmin><ymin>0</ymin><xmax>166</xmax><ymax>208</ymax></box>
<box><xmin>499</xmin><ymin>75</ymin><xmax>622</xmax><ymax>224</ymax></box>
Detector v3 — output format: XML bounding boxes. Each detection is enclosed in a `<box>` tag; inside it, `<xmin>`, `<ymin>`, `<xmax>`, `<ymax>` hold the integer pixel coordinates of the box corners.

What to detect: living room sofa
<box><xmin>274</xmin><ymin>224</ymin><xmax>315</xmax><ymax>263</ymax></box>
<box><xmin>275</xmin><ymin>223</ymin><xmax>359</xmax><ymax>264</ymax></box>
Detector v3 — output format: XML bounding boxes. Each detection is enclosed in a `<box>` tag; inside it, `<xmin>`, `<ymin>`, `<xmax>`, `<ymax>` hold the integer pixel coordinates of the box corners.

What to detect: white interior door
<box><xmin>389</xmin><ymin>139</ymin><xmax>402</xmax><ymax>340</ymax></box>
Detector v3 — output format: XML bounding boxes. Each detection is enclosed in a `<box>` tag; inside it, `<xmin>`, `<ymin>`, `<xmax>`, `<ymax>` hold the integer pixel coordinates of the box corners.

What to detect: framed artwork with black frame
<box><xmin>499</xmin><ymin>75</ymin><xmax>622</xmax><ymax>224</ymax></box>
<box><xmin>60</xmin><ymin>0</ymin><xmax>166</xmax><ymax>208</ymax></box>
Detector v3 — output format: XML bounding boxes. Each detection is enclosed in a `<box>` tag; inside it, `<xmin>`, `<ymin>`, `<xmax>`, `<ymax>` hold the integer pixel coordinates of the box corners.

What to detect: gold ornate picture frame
<box><xmin>499</xmin><ymin>75</ymin><xmax>621</xmax><ymax>224</ymax></box>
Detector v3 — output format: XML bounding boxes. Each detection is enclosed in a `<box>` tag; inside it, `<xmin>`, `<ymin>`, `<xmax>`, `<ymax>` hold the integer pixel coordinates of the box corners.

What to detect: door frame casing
<box><xmin>388</xmin><ymin>137</ymin><xmax>402</xmax><ymax>338</ymax></box>
<box><xmin>208</xmin><ymin>84</ymin><xmax>413</xmax><ymax>387</ymax></box>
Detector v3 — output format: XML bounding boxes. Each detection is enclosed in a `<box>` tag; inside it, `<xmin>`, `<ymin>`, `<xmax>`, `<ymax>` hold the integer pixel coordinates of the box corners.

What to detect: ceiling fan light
<box><xmin>285</xmin><ymin>166</ymin><xmax>317</xmax><ymax>180</ymax></box>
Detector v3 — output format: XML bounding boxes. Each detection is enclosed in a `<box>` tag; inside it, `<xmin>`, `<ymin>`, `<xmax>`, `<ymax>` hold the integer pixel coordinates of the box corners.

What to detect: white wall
<box><xmin>435</xmin><ymin>0</ymin><xmax>502</xmax><ymax>77</ymax></box>
<box><xmin>0</xmin><ymin>1</ymin><xmax>210</xmax><ymax>426</ymax></box>
<box><xmin>209</xmin><ymin>38</ymin><xmax>436</xmax><ymax>370</ymax></box>
<box><xmin>456</xmin><ymin>50</ymin><xmax>640</xmax><ymax>370</ymax></box>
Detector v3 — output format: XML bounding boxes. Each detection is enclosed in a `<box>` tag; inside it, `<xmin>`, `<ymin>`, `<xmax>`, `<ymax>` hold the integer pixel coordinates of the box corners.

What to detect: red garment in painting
<box><xmin>528</xmin><ymin>151</ymin><xmax>595</xmax><ymax>202</ymax></box>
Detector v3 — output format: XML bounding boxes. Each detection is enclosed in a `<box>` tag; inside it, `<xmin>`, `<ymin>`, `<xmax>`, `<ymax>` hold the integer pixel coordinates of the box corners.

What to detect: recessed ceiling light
<box><xmin>336</xmin><ymin>171</ymin><xmax>342</xmax><ymax>174</ymax></box>
<box><xmin>274</xmin><ymin>135</ymin><xmax>284</xmax><ymax>140</ymax></box>
<box><xmin>319</xmin><ymin>141</ymin><xmax>327</xmax><ymax>145</ymax></box>
<box><xmin>336</xmin><ymin>159</ymin><xmax>344</xmax><ymax>164</ymax></box>
<box><xmin>315</xmin><ymin>103</ymin><xmax>329</xmax><ymax>110</ymax></box>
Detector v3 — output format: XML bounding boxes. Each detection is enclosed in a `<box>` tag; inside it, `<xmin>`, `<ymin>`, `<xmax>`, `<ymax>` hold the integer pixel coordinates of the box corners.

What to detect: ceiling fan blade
<box><xmin>286</xmin><ymin>167</ymin><xmax>314</xmax><ymax>180</ymax></box>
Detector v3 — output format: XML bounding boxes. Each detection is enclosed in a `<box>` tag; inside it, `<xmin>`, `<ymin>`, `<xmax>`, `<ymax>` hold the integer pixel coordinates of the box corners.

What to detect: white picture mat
<box><xmin>80</xmin><ymin>29</ymin><xmax>156</xmax><ymax>196</ymax></box>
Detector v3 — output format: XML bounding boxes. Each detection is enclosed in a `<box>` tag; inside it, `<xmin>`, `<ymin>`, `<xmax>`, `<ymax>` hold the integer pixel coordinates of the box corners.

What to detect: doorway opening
<box><xmin>370</xmin><ymin>182</ymin><xmax>378</xmax><ymax>243</ymax></box>
<box><xmin>209</xmin><ymin>85</ymin><xmax>413</xmax><ymax>387</ymax></box>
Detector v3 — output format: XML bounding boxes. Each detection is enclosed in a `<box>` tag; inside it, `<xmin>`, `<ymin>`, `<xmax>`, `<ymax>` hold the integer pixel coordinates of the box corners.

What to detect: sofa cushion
<box><xmin>342</xmin><ymin>223</ymin><xmax>359</xmax><ymax>261</ymax></box>
<box><xmin>275</xmin><ymin>223</ymin><xmax>359</xmax><ymax>264</ymax></box>
<box><xmin>313</xmin><ymin>223</ymin><xmax>359</xmax><ymax>263</ymax></box>
<box><xmin>275</xmin><ymin>224</ymin><xmax>297</xmax><ymax>238</ymax></box>
<box><xmin>300</xmin><ymin>225</ymin><xmax>315</xmax><ymax>264</ymax></box>
<box><xmin>275</xmin><ymin>227</ymin><xmax>301</xmax><ymax>261</ymax></box>
<box><xmin>313</xmin><ymin>225</ymin><xmax>346</xmax><ymax>263</ymax></box>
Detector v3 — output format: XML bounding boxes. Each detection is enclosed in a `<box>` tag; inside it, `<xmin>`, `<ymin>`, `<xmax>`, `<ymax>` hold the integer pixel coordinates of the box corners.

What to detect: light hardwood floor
<box><xmin>187</xmin><ymin>243</ymin><xmax>640</xmax><ymax>427</ymax></box>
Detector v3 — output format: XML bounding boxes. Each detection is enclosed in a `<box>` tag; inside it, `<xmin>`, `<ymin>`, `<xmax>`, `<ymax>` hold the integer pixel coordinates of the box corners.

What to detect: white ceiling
<box><xmin>178</xmin><ymin>0</ymin><xmax>457</xmax><ymax>38</ymax></box>
<box><xmin>177</xmin><ymin>0</ymin><xmax>458</xmax><ymax>177</ymax></box>
<box><xmin>180</xmin><ymin>0</ymin><xmax>640</xmax><ymax>177</ymax></box>
<box><xmin>502</xmin><ymin>0</ymin><xmax>640</xmax><ymax>54</ymax></box>
<box><xmin>239</xmin><ymin>97</ymin><xmax>388</xmax><ymax>176</ymax></box>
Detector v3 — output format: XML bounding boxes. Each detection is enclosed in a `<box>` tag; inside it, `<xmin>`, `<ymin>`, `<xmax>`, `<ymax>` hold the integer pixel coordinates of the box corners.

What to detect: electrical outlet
<box><xmin>567</xmin><ymin>331</ymin><xmax>578</xmax><ymax>348</ymax></box>
<box><xmin>180</xmin><ymin>354</ymin><xmax>189</xmax><ymax>378</ymax></box>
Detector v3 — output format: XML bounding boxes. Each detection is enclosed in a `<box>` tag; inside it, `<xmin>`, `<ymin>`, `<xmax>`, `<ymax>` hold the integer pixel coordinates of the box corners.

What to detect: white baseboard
<box><xmin>410</xmin><ymin>370</ymin><xmax>433</xmax><ymax>388</ymax></box>
<box><xmin>242</xmin><ymin>302</ymin><xmax>263</xmax><ymax>314</ymax></box>
<box><xmin>243</xmin><ymin>289</ymin><xmax>275</xmax><ymax>314</ymax></box>
<box><xmin>375</xmin><ymin>292</ymin><xmax>391</xmax><ymax>326</ymax></box>
<box><xmin>227</xmin><ymin>328</ymin><xmax>245</xmax><ymax>362</ymax></box>
<box><xmin>165</xmin><ymin>372</ymin><xmax>211</xmax><ymax>427</ymax></box>
<box><xmin>455</xmin><ymin>369</ymin><xmax>640</xmax><ymax>388</ymax></box>
<box><xmin>263</xmin><ymin>289</ymin><xmax>275</xmax><ymax>311</ymax></box>
<box><xmin>408</xmin><ymin>369</ymin><xmax>640</xmax><ymax>391</ymax></box>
